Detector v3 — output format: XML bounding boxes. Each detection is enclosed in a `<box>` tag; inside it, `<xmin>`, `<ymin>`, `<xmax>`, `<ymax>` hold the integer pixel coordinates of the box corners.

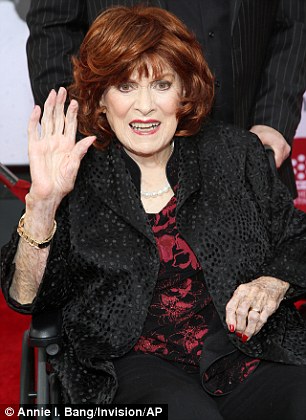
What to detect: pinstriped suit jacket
<box><xmin>26</xmin><ymin>0</ymin><xmax>306</xmax><ymax>195</ymax></box>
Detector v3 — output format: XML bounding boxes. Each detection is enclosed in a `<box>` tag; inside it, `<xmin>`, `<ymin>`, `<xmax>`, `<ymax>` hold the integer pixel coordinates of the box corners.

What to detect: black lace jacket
<box><xmin>1</xmin><ymin>122</ymin><xmax>306</xmax><ymax>403</ymax></box>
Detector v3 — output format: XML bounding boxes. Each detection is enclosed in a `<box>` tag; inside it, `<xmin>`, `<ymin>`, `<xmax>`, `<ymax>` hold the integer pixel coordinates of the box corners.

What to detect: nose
<box><xmin>134</xmin><ymin>86</ymin><xmax>154</xmax><ymax>115</ymax></box>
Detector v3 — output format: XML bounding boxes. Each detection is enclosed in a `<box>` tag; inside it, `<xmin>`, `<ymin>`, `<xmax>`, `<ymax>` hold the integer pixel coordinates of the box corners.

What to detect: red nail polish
<box><xmin>242</xmin><ymin>334</ymin><xmax>248</xmax><ymax>343</ymax></box>
<box><xmin>235</xmin><ymin>332</ymin><xmax>242</xmax><ymax>338</ymax></box>
<box><xmin>229</xmin><ymin>324</ymin><xmax>235</xmax><ymax>333</ymax></box>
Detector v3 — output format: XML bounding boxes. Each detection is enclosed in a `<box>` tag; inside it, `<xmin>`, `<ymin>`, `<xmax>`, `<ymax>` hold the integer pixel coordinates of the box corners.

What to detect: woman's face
<box><xmin>100</xmin><ymin>65</ymin><xmax>182</xmax><ymax>157</ymax></box>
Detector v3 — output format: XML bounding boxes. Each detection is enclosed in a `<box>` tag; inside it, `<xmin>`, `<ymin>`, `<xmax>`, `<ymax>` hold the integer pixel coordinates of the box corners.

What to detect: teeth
<box><xmin>130</xmin><ymin>122</ymin><xmax>160</xmax><ymax>130</ymax></box>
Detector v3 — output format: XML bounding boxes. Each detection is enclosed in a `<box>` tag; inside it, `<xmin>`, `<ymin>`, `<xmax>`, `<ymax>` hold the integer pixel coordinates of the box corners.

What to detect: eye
<box><xmin>117</xmin><ymin>82</ymin><xmax>136</xmax><ymax>92</ymax></box>
<box><xmin>153</xmin><ymin>80</ymin><xmax>172</xmax><ymax>91</ymax></box>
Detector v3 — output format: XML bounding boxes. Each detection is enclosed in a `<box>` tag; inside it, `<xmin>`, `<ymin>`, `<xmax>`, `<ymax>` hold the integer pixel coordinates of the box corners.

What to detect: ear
<box><xmin>99</xmin><ymin>96</ymin><xmax>107</xmax><ymax>113</ymax></box>
<box><xmin>181</xmin><ymin>84</ymin><xmax>186</xmax><ymax>98</ymax></box>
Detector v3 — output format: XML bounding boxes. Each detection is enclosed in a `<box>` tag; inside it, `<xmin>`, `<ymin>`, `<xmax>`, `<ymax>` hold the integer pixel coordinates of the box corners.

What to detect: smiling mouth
<box><xmin>129</xmin><ymin>122</ymin><xmax>161</xmax><ymax>132</ymax></box>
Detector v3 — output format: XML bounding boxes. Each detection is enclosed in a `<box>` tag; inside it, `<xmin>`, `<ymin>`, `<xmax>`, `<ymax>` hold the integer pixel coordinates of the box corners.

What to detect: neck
<box><xmin>123</xmin><ymin>142</ymin><xmax>174</xmax><ymax>171</ymax></box>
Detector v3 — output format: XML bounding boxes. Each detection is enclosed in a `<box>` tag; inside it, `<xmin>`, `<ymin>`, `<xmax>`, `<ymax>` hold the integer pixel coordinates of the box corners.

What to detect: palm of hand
<box><xmin>28</xmin><ymin>88</ymin><xmax>95</xmax><ymax>203</ymax></box>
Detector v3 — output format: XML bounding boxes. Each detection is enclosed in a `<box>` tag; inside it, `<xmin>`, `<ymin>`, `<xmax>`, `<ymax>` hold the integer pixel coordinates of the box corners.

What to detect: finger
<box><xmin>235</xmin><ymin>299</ymin><xmax>252</xmax><ymax>333</ymax></box>
<box><xmin>28</xmin><ymin>105</ymin><xmax>41</xmax><ymax>144</ymax></box>
<box><xmin>239</xmin><ymin>290</ymin><xmax>266</xmax><ymax>337</ymax></box>
<box><xmin>73</xmin><ymin>136</ymin><xmax>96</xmax><ymax>160</ymax></box>
<box><xmin>226</xmin><ymin>294</ymin><xmax>240</xmax><ymax>332</ymax></box>
<box><xmin>285</xmin><ymin>143</ymin><xmax>291</xmax><ymax>157</ymax></box>
<box><xmin>243</xmin><ymin>310</ymin><xmax>262</xmax><ymax>341</ymax></box>
<box><xmin>271</xmin><ymin>142</ymin><xmax>290</xmax><ymax>168</ymax></box>
<box><xmin>249</xmin><ymin>297</ymin><xmax>277</xmax><ymax>337</ymax></box>
<box><xmin>274</xmin><ymin>149</ymin><xmax>282</xmax><ymax>168</ymax></box>
<box><xmin>41</xmin><ymin>90</ymin><xmax>57</xmax><ymax>137</ymax></box>
<box><xmin>54</xmin><ymin>87</ymin><xmax>67</xmax><ymax>134</ymax></box>
<box><xmin>279</xmin><ymin>143</ymin><xmax>290</xmax><ymax>164</ymax></box>
<box><xmin>253</xmin><ymin>311</ymin><xmax>269</xmax><ymax>336</ymax></box>
<box><xmin>64</xmin><ymin>99</ymin><xmax>79</xmax><ymax>140</ymax></box>
<box><xmin>63</xmin><ymin>136</ymin><xmax>96</xmax><ymax>180</ymax></box>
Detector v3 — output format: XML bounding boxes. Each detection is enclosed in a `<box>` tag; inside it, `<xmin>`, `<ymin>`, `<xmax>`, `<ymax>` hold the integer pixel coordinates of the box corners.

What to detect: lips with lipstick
<box><xmin>129</xmin><ymin>119</ymin><xmax>161</xmax><ymax>135</ymax></box>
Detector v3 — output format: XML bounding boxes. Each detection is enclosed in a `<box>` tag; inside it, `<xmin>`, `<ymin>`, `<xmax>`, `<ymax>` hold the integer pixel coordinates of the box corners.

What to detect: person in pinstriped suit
<box><xmin>26</xmin><ymin>0</ymin><xmax>306</xmax><ymax>197</ymax></box>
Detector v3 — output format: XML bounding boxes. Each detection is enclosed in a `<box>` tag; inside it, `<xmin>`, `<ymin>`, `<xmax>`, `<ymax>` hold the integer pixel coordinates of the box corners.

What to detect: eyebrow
<box><xmin>127</xmin><ymin>73</ymin><xmax>175</xmax><ymax>83</ymax></box>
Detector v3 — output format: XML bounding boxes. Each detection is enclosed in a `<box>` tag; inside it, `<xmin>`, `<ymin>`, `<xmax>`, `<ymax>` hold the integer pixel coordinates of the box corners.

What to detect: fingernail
<box><xmin>235</xmin><ymin>332</ymin><xmax>242</xmax><ymax>338</ymax></box>
<box><xmin>229</xmin><ymin>324</ymin><xmax>235</xmax><ymax>333</ymax></box>
<box><xmin>87</xmin><ymin>136</ymin><xmax>96</xmax><ymax>144</ymax></box>
<box><xmin>242</xmin><ymin>334</ymin><xmax>248</xmax><ymax>343</ymax></box>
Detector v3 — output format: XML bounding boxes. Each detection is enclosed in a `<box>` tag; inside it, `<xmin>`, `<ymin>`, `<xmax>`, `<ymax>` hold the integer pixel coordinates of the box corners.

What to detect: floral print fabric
<box><xmin>133</xmin><ymin>193</ymin><xmax>212</xmax><ymax>371</ymax></box>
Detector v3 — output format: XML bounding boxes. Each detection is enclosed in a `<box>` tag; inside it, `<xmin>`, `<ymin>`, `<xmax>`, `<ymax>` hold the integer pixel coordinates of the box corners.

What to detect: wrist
<box><xmin>23</xmin><ymin>195</ymin><xmax>59</xmax><ymax>241</ymax></box>
<box><xmin>25</xmin><ymin>193</ymin><xmax>60</xmax><ymax>215</ymax></box>
<box><xmin>17</xmin><ymin>213</ymin><xmax>57</xmax><ymax>249</ymax></box>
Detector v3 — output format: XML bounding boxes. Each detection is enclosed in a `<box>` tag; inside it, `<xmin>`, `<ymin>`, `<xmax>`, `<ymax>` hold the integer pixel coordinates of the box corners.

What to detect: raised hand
<box><xmin>225</xmin><ymin>276</ymin><xmax>289</xmax><ymax>342</ymax></box>
<box><xmin>28</xmin><ymin>87</ymin><xmax>96</xmax><ymax>207</ymax></box>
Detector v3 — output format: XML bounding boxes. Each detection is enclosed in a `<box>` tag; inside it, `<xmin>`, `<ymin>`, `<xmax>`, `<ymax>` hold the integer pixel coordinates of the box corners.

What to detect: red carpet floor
<box><xmin>0</xmin><ymin>292</ymin><xmax>30</xmax><ymax>405</ymax></box>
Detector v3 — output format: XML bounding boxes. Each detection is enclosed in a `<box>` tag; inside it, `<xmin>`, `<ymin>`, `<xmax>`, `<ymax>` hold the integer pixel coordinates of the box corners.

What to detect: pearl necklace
<box><xmin>140</xmin><ymin>143</ymin><xmax>174</xmax><ymax>199</ymax></box>
<box><xmin>141</xmin><ymin>181</ymin><xmax>171</xmax><ymax>198</ymax></box>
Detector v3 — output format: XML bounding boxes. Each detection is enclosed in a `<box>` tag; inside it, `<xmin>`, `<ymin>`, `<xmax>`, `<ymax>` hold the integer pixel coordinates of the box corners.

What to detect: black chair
<box><xmin>20</xmin><ymin>310</ymin><xmax>62</xmax><ymax>419</ymax></box>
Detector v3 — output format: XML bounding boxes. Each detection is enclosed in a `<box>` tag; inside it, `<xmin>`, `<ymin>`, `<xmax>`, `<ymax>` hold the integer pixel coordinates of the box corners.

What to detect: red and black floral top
<box><xmin>132</xmin><ymin>191</ymin><xmax>260</xmax><ymax>395</ymax></box>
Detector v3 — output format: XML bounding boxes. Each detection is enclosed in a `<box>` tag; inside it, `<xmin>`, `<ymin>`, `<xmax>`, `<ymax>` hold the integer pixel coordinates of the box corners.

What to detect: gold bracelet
<box><xmin>17</xmin><ymin>213</ymin><xmax>57</xmax><ymax>249</ymax></box>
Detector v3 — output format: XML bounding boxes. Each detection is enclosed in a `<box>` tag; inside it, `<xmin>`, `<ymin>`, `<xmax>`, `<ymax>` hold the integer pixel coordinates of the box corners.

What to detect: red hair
<box><xmin>69</xmin><ymin>6</ymin><xmax>214</xmax><ymax>149</ymax></box>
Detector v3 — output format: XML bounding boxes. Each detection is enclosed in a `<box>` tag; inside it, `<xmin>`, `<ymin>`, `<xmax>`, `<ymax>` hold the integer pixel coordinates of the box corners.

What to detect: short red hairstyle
<box><xmin>69</xmin><ymin>5</ymin><xmax>214</xmax><ymax>149</ymax></box>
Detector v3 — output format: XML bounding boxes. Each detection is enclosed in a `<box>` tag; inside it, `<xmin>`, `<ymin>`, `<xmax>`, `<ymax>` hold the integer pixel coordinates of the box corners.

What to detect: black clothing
<box><xmin>162</xmin><ymin>0</ymin><xmax>233</xmax><ymax>123</ymax></box>
<box><xmin>113</xmin><ymin>352</ymin><xmax>306</xmax><ymax>420</ymax></box>
<box><xmin>2</xmin><ymin>122</ymin><xmax>306</xmax><ymax>404</ymax></box>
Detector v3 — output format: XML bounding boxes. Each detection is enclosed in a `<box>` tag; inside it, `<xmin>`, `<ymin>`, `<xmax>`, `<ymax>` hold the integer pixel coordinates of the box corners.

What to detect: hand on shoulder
<box><xmin>250</xmin><ymin>125</ymin><xmax>290</xmax><ymax>168</ymax></box>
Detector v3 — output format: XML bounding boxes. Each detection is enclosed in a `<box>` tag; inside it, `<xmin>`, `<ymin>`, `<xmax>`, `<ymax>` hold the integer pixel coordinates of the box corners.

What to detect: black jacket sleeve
<box><xmin>26</xmin><ymin>0</ymin><xmax>88</xmax><ymax>109</ymax></box>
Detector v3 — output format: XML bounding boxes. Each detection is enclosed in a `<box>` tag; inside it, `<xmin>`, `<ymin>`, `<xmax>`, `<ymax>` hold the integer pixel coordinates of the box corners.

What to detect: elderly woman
<box><xmin>1</xmin><ymin>6</ymin><xmax>306</xmax><ymax>420</ymax></box>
